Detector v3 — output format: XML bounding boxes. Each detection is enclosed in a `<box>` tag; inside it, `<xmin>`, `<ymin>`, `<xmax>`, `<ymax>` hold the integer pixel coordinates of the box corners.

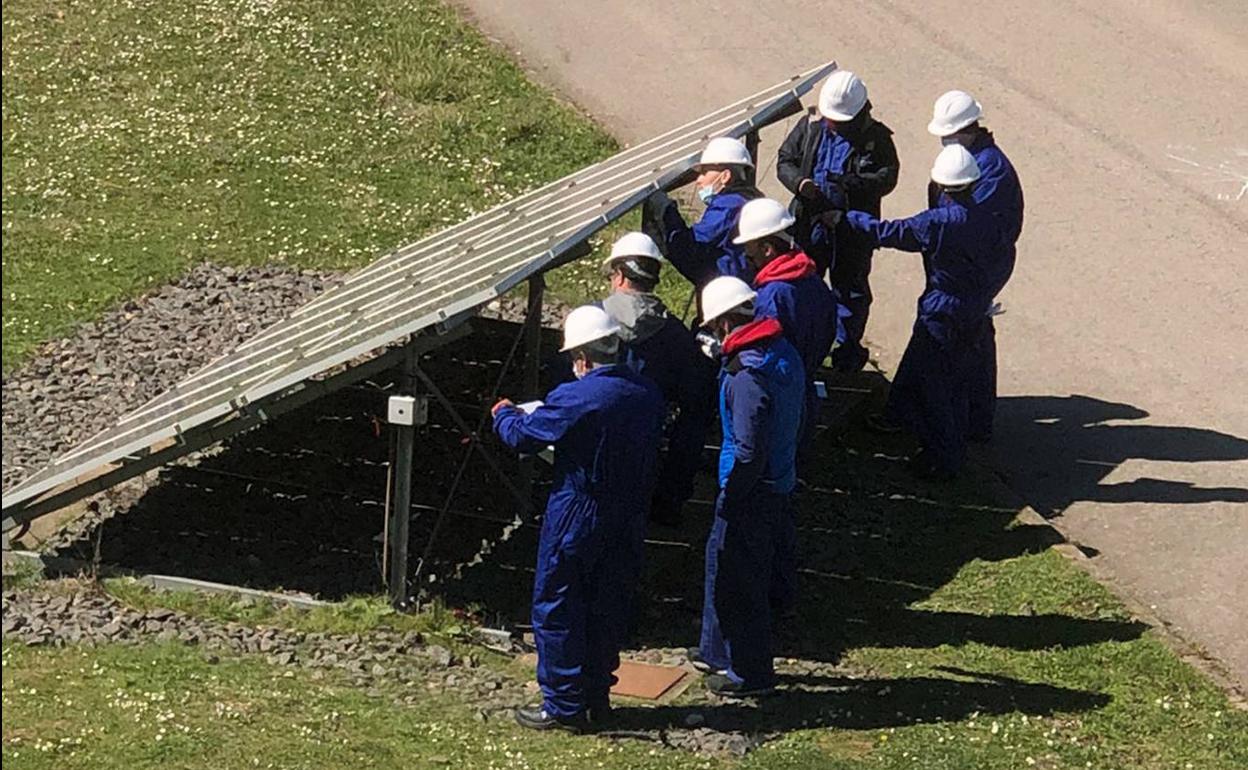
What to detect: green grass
<box><xmin>102</xmin><ymin>577</ymin><xmax>477</xmax><ymax>640</ymax></box>
<box><xmin>5</xmin><ymin>549</ymin><xmax>1246</xmax><ymax>769</ymax></box>
<box><xmin>0</xmin><ymin>0</ymin><xmax>616</xmax><ymax>371</ymax></box>
<box><xmin>4</xmin><ymin>0</ymin><xmax>1247</xmax><ymax>767</ymax></box>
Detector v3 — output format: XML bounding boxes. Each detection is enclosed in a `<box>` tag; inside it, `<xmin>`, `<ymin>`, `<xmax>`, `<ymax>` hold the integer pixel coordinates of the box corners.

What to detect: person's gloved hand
<box><xmin>797</xmin><ymin>178</ymin><xmax>824</xmax><ymax>201</ymax></box>
<box><xmin>821</xmin><ymin>173</ymin><xmax>849</xmax><ymax>209</ymax></box>
<box><xmin>696</xmin><ymin>331</ymin><xmax>722</xmax><ymax>360</ymax></box>
<box><xmin>644</xmin><ymin>189</ymin><xmax>674</xmax><ymax>215</ymax></box>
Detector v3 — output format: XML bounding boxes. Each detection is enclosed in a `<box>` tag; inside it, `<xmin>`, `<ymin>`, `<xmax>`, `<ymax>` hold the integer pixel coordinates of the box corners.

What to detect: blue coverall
<box><xmin>966</xmin><ymin>132</ymin><xmax>1024</xmax><ymax>439</ymax></box>
<box><xmin>847</xmin><ymin>196</ymin><xmax>1006</xmax><ymax>474</ymax></box>
<box><xmin>493</xmin><ymin>365</ymin><xmax>665</xmax><ymax>717</ymax></box>
<box><xmin>752</xmin><ymin>249</ymin><xmax>837</xmax><ymax>608</ymax></box>
<box><xmin>648</xmin><ymin>189</ymin><xmax>759</xmax><ymax>286</ymax></box>
<box><xmin>698</xmin><ymin>318</ymin><xmax>805</xmax><ymax>689</ymax></box>
<box><xmin>929</xmin><ymin>131</ymin><xmax>1024</xmax><ymax>439</ymax></box>
<box><xmin>604</xmin><ymin>291</ymin><xmax>717</xmax><ymax>518</ymax></box>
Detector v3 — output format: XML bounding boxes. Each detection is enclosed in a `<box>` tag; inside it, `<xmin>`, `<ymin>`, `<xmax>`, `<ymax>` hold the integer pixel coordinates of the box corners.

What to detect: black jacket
<box><xmin>777</xmin><ymin>106</ymin><xmax>899</xmax><ymax>224</ymax></box>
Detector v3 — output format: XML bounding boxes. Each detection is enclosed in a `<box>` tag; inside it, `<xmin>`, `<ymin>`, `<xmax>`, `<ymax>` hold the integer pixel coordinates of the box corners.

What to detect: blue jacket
<box><xmin>716</xmin><ymin>319</ymin><xmax>805</xmax><ymax>501</ymax></box>
<box><xmin>968</xmin><ymin>132</ymin><xmax>1024</xmax><ymax>244</ymax></box>
<box><xmin>655</xmin><ymin>188</ymin><xmax>759</xmax><ymax>285</ymax></box>
<box><xmin>928</xmin><ymin>131</ymin><xmax>1024</xmax><ymax>296</ymax></box>
<box><xmin>847</xmin><ymin>199</ymin><xmax>1006</xmax><ymax>344</ymax></box>
<box><xmin>752</xmin><ymin>250</ymin><xmax>838</xmax><ymax>380</ymax></box>
<box><xmin>493</xmin><ymin>365</ymin><xmax>665</xmax><ymax>530</ymax></box>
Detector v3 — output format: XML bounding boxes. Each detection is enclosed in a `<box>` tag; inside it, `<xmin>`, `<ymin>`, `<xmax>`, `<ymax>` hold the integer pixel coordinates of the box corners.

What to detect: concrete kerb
<box><xmin>2</xmin><ymin>549</ymin><xmax>329</xmax><ymax>611</ymax></box>
<box><xmin>967</xmin><ymin>456</ymin><xmax>1248</xmax><ymax>709</ymax></box>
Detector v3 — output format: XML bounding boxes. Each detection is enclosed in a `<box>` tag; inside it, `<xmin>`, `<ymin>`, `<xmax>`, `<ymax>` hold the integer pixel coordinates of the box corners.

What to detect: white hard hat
<box><xmin>930</xmin><ymin>144</ymin><xmax>982</xmax><ymax>188</ymax></box>
<box><xmin>818</xmin><ymin>70</ymin><xmax>868</xmax><ymax>121</ymax></box>
<box><xmin>701</xmin><ymin>276</ymin><xmax>757</xmax><ymax>326</ymax></box>
<box><xmin>695</xmin><ymin>136</ymin><xmax>754</xmax><ymax>169</ymax></box>
<box><xmin>928</xmin><ymin>90</ymin><xmax>983</xmax><ymax>137</ymax></box>
<box><xmin>604</xmin><ymin>231</ymin><xmax>664</xmax><ymax>263</ymax></box>
<box><xmin>732</xmin><ymin>198</ymin><xmax>796</xmax><ymax>245</ymax></box>
<box><xmin>560</xmin><ymin>305</ymin><xmax>620</xmax><ymax>352</ymax></box>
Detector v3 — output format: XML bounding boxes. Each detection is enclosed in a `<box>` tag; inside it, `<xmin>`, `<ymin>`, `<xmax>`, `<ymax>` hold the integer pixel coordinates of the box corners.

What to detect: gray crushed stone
<box><xmin>1</xmin><ymin>262</ymin><xmax>569</xmax><ymax>492</ymax></box>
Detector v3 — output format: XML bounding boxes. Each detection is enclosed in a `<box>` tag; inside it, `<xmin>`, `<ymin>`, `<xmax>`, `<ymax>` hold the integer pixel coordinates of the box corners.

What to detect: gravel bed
<box><xmin>0</xmin><ymin>582</ymin><xmax>850</xmax><ymax>756</ymax></box>
<box><xmin>2</xmin><ymin>264</ymin><xmax>336</xmax><ymax>489</ymax></box>
<box><xmin>2</xmin><ymin>262</ymin><xmax>570</xmax><ymax>492</ymax></box>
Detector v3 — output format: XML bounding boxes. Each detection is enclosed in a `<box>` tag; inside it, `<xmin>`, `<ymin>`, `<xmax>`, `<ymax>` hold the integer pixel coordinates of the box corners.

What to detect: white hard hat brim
<box><xmin>819</xmin><ymin>105</ymin><xmax>861</xmax><ymax>121</ymax></box>
<box><xmin>931</xmin><ymin>171</ymin><xmax>981</xmax><ymax>187</ymax></box>
<box><xmin>693</xmin><ymin>159</ymin><xmax>755</xmax><ymax>170</ymax></box>
<box><xmin>560</xmin><ymin>324</ymin><xmax>621</xmax><ymax>353</ymax></box>
<box><xmin>927</xmin><ymin>115</ymin><xmax>977</xmax><ymax>137</ymax></box>
<box><xmin>731</xmin><ymin>216</ymin><xmax>796</xmax><ymax>245</ymax></box>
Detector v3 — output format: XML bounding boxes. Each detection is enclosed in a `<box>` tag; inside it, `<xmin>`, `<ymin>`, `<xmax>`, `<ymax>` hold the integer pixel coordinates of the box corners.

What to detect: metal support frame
<box><xmin>385</xmin><ymin>339</ymin><xmax>420</xmax><ymax>608</ymax></box>
<box><xmin>411</xmin><ymin>364</ymin><xmax>532</xmax><ymax>514</ymax></box>
<box><xmin>2</xmin><ymin>326</ymin><xmax>469</xmax><ymax>533</ymax></box>
<box><xmin>523</xmin><ymin>275</ymin><xmax>545</xmax><ymax>398</ymax></box>
<box><xmin>519</xmin><ymin>275</ymin><xmax>547</xmax><ymax>499</ymax></box>
<box><xmin>743</xmin><ymin>130</ymin><xmax>761</xmax><ymax>186</ymax></box>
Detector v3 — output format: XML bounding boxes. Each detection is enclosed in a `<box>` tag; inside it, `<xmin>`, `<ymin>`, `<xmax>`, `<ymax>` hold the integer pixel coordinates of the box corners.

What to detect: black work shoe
<box><xmin>587</xmin><ymin>702</ymin><xmax>613</xmax><ymax>725</ymax></box>
<box><xmin>705</xmin><ymin>673</ymin><xmax>776</xmax><ymax>699</ymax></box>
<box><xmin>686</xmin><ymin>647</ymin><xmax>726</xmax><ymax>675</ymax></box>
<box><xmin>513</xmin><ymin>705</ymin><xmax>588</xmax><ymax>733</ymax></box>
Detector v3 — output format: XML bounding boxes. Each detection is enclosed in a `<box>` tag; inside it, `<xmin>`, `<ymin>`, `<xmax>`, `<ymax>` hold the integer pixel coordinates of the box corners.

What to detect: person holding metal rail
<box><xmin>777</xmin><ymin>70</ymin><xmax>899</xmax><ymax>373</ymax></box>
<box><xmin>925</xmin><ymin>90</ymin><xmax>1025</xmax><ymax>443</ymax></box>
<box><xmin>643</xmin><ymin>136</ymin><xmax>763</xmax><ymax>288</ymax></box>
<box><xmin>689</xmin><ymin>276</ymin><xmax>805</xmax><ymax>698</ymax></box>
<box><xmin>600</xmin><ymin>232</ymin><xmax>717</xmax><ymax>527</ymax></box>
<box><xmin>843</xmin><ymin>145</ymin><xmax>1007</xmax><ymax>480</ymax></box>
<box><xmin>492</xmin><ymin>305</ymin><xmax>665</xmax><ymax>732</ymax></box>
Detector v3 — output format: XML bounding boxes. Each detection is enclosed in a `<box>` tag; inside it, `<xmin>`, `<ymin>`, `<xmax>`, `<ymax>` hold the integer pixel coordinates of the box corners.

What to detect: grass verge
<box><xmin>1</xmin><ymin>0</ymin><xmax>616</xmax><ymax>371</ymax></box>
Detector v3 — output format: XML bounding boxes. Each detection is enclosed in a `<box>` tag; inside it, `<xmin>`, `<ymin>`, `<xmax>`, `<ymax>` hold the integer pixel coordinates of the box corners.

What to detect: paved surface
<box><xmin>456</xmin><ymin>0</ymin><xmax>1248</xmax><ymax>689</ymax></box>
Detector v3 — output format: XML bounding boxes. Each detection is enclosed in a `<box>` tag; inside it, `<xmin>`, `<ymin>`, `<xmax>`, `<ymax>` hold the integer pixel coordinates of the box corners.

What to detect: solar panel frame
<box><xmin>3</xmin><ymin>61</ymin><xmax>836</xmax><ymax>524</ymax></box>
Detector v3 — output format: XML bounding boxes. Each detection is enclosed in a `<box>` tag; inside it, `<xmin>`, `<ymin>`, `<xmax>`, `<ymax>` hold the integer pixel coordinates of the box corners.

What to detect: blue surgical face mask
<box><xmin>697</xmin><ymin>185</ymin><xmax>716</xmax><ymax>204</ymax></box>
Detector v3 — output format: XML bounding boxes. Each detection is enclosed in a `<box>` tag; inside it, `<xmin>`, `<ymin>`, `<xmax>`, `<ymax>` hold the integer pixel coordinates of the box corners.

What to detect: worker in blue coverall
<box><xmin>492</xmin><ymin>305</ymin><xmax>665</xmax><ymax>732</ymax></box>
<box><xmin>777</xmin><ymin>70</ymin><xmax>899</xmax><ymax>373</ymax></box>
<box><xmin>643</xmin><ymin>136</ymin><xmax>762</xmax><ymax>288</ymax></box>
<box><xmin>731</xmin><ymin>198</ymin><xmax>837</xmax><ymax>612</ymax></box>
<box><xmin>845</xmin><ymin>145</ymin><xmax>1006</xmax><ymax>479</ymax></box>
<box><xmin>687</xmin><ymin>276</ymin><xmax>805</xmax><ymax>698</ymax></box>
<box><xmin>600</xmin><ymin>232</ymin><xmax>716</xmax><ymax>527</ymax></box>
<box><xmin>926</xmin><ymin>90</ymin><xmax>1025</xmax><ymax>441</ymax></box>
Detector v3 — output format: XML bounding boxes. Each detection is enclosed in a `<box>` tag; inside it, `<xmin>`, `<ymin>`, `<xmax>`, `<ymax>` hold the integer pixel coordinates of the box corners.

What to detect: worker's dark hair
<box><xmin>613</xmin><ymin>258</ymin><xmax>660</xmax><ymax>293</ymax></box>
<box><xmin>728</xmin><ymin>165</ymin><xmax>752</xmax><ymax>186</ymax></box>
<box><xmin>579</xmin><ymin>336</ymin><xmax>620</xmax><ymax>366</ymax></box>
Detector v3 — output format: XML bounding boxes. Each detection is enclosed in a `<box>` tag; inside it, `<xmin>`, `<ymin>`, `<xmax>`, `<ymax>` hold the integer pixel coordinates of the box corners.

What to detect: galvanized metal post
<box><xmin>519</xmin><ymin>276</ymin><xmax>546</xmax><ymax>501</ymax></box>
<box><xmin>524</xmin><ymin>275</ymin><xmax>546</xmax><ymax>398</ymax></box>
<box><xmin>386</xmin><ymin>339</ymin><xmax>420</xmax><ymax>609</ymax></box>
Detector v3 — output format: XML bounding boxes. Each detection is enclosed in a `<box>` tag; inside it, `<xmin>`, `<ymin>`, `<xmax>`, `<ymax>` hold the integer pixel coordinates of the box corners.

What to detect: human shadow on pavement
<box><xmin>989</xmin><ymin>395</ymin><xmax>1248</xmax><ymax>516</ymax></box>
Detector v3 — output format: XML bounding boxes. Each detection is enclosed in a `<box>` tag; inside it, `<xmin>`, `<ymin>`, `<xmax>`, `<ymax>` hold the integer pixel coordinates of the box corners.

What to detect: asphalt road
<box><xmin>455</xmin><ymin>0</ymin><xmax>1248</xmax><ymax>690</ymax></box>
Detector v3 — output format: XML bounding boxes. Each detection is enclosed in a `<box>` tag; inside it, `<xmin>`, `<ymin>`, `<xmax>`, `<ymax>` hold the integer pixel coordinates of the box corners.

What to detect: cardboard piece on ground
<box><xmin>610</xmin><ymin>659</ymin><xmax>689</xmax><ymax>700</ymax></box>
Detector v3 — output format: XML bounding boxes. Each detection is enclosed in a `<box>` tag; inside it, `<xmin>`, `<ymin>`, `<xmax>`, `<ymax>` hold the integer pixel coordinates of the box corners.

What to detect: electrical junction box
<box><xmin>387</xmin><ymin>395</ymin><xmax>428</xmax><ymax>426</ymax></box>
